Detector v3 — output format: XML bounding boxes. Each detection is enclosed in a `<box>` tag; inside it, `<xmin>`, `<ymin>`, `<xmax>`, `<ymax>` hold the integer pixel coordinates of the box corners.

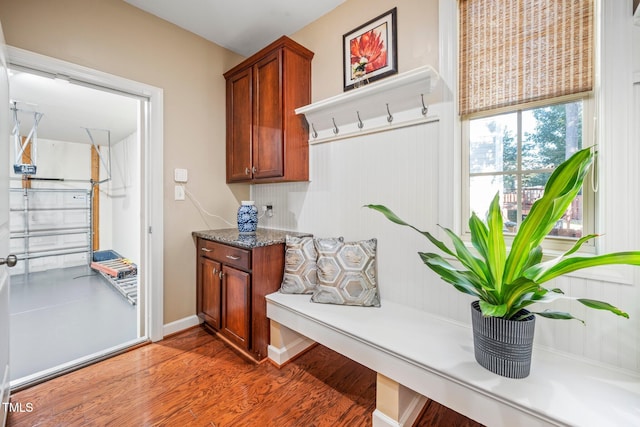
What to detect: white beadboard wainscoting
<box><xmin>252</xmin><ymin>112</ymin><xmax>640</xmax><ymax>375</ymax></box>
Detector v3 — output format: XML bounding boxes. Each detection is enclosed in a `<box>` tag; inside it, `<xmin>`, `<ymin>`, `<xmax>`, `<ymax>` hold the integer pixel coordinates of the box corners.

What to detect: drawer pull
<box><xmin>226</xmin><ymin>255</ymin><xmax>241</xmax><ymax>260</ymax></box>
<box><xmin>201</xmin><ymin>247</ymin><xmax>213</xmax><ymax>252</ymax></box>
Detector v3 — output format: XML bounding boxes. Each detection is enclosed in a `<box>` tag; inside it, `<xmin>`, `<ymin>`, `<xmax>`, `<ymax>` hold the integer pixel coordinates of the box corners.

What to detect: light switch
<box><xmin>175</xmin><ymin>185</ymin><xmax>185</xmax><ymax>201</ymax></box>
<box><xmin>174</xmin><ymin>168</ymin><xmax>188</xmax><ymax>183</ymax></box>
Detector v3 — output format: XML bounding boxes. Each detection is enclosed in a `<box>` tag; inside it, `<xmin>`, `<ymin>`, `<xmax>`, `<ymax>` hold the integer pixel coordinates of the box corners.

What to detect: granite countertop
<box><xmin>192</xmin><ymin>228</ymin><xmax>312</xmax><ymax>249</ymax></box>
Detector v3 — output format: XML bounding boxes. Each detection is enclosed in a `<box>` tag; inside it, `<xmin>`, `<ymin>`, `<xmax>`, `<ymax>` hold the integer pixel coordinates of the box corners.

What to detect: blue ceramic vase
<box><xmin>237</xmin><ymin>201</ymin><xmax>258</xmax><ymax>234</ymax></box>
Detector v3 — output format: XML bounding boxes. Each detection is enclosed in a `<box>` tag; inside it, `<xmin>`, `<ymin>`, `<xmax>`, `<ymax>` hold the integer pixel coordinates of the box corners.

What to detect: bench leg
<box><xmin>268</xmin><ymin>320</ymin><xmax>316</xmax><ymax>367</ymax></box>
<box><xmin>373</xmin><ymin>373</ymin><xmax>428</xmax><ymax>427</ymax></box>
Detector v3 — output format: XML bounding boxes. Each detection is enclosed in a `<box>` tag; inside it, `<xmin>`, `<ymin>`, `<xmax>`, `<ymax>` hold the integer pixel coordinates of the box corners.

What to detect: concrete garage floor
<box><xmin>9</xmin><ymin>265</ymin><xmax>139</xmax><ymax>386</ymax></box>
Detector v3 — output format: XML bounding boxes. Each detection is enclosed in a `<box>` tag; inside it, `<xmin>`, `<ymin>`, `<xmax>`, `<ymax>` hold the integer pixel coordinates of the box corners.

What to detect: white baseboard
<box><xmin>399</xmin><ymin>394</ymin><xmax>428</xmax><ymax>426</ymax></box>
<box><xmin>372</xmin><ymin>394</ymin><xmax>428</xmax><ymax>427</ymax></box>
<box><xmin>373</xmin><ymin>410</ymin><xmax>399</xmax><ymax>427</ymax></box>
<box><xmin>163</xmin><ymin>315</ymin><xmax>202</xmax><ymax>337</ymax></box>
<box><xmin>267</xmin><ymin>336</ymin><xmax>316</xmax><ymax>366</ymax></box>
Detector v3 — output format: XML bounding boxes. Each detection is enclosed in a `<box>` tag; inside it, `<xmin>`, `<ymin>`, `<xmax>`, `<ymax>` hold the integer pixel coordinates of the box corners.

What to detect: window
<box><xmin>462</xmin><ymin>98</ymin><xmax>595</xmax><ymax>250</ymax></box>
<box><xmin>459</xmin><ymin>0</ymin><xmax>595</xmax><ymax>251</ymax></box>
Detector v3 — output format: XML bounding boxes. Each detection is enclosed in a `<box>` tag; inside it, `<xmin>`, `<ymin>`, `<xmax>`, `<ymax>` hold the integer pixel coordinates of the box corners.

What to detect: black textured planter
<box><xmin>470</xmin><ymin>301</ymin><xmax>536</xmax><ymax>379</ymax></box>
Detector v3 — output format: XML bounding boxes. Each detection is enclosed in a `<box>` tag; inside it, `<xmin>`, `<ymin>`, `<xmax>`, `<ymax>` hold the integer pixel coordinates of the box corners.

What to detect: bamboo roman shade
<box><xmin>459</xmin><ymin>0</ymin><xmax>594</xmax><ymax>116</ymax></box>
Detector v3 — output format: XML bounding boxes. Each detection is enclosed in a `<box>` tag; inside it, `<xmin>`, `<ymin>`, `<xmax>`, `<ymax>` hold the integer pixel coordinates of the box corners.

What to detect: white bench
<box><xmin>266</xmin><ymin>292</ymin><xmax>640</xmax><ymax>427</ymax></box>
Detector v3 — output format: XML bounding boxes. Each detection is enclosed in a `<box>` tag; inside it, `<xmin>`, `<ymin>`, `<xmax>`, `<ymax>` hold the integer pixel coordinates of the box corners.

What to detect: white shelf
<box><xmin>295</xmin><ymin>65</ymin><xmax>440</xmax><ymax>144</ymax></box>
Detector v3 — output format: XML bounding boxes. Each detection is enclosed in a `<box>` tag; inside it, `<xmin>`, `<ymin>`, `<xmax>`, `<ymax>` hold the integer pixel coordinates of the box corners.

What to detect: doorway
<box><xmin>4</xmin><ymin>48</ymin><xmax>164</xmax><ymax>390</ymax></box>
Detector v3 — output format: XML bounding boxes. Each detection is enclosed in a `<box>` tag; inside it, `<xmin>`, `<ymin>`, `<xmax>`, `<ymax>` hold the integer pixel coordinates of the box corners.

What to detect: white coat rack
<box><xmin>295</xmin><ymin>65</ymin><xmax>440</xmax><ymax>144</ymax></box>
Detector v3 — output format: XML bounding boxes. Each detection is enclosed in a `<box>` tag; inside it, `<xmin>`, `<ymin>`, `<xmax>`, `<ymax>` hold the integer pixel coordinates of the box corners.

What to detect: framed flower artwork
<box><xmin>343</xmin><ymin>7</ymin><xmax>398</xmax><ymax>91</ymax></box>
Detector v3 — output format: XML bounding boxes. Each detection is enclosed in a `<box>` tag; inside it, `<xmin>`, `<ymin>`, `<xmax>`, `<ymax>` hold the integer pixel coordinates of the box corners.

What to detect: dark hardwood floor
<box><xmin>8</xmin><ymin>326</ymin><xmax>483</xmax><ymax>426</ymax></box>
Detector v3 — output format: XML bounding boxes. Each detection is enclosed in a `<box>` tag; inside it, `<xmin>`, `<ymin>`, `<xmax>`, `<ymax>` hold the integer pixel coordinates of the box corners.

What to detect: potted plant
<box><xmin>366</xmin><ymin>147</ymin><xmax>640</xmax><ymax>378</ymax></box>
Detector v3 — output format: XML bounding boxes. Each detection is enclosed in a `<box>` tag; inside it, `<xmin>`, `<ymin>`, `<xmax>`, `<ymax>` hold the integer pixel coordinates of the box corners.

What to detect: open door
<box><xmin>0</xmin><ymin>20</ymin><xmax>13</xmax><ymax>427</ymax></box>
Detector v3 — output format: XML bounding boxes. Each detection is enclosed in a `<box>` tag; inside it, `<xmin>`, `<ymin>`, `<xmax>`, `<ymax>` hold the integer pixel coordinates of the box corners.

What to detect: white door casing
<box><xmin>0</xmin><ymin>21</ymin><xmax>12</xmax><ymax>427</ymax></box>
<box><xmin>5</xmin><ymin>46</ymin><xmax>164</xmax><ymax>343</ymax></box>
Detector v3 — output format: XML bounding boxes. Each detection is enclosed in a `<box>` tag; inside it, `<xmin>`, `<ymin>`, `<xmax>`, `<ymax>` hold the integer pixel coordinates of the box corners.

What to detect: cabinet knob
<box><xmin>252</xmin><ymin>166</ymin><xmax>257</xmax><ymax>174</ymax></box>
<box><xmin>219</xmin><ymin>271</ymin><xmax>224</xmax><ymax>279</ymax></box>
<box><xmin>212</xmin><ymin>267</ymin><xmax>217</xmax><ymax>274</ymax></box>
<box><xmin>245</xmin><ymin>167</ymin><xmax>250</xmax><ymax>175</ymax></box>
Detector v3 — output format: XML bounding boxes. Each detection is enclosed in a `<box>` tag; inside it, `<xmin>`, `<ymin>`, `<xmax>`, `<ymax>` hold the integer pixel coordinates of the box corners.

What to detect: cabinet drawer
<box><xmin>199</xmin><ymin>239</ymin><xmax>251</xmax><ymax>271</ymax></box>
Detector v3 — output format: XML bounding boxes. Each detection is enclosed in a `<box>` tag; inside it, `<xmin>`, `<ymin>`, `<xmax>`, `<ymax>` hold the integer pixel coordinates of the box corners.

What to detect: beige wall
<box><xmin>0</xmin><ymin>0</ymin><xmax>437</xmax><ymax>326</ymax></box>
<box><xmin>291</xmin><ymin>0</ymin><xmax>439</xmax><ymax>102</ymax></box>
<box><xmin>0</xmin><ymin>0</ymin><xmax>248</xmax><ymax>324</ymax></box>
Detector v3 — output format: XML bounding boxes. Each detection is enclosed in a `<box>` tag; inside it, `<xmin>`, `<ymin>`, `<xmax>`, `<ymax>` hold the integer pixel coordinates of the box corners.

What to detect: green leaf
<box><xmin>485</xmin><ymin>193</ymin><xmax>506</xmax><ymax>293</ymax></box>
<box><xmin>451</xmin><ymin>283</ymin><xmax>481</xmax><ymax>297</ymax></box>
<box><xmin>504</xmin><ymin>147</ymin><xmax>594</xmax><ymax>282</ymax></box>
<box><xmin>522</xmin><ymin>246</ymin><xmax>543</xmax><ymax>271</ymax></box>
<box><xmin>506</xmin><ymin>284</ymin><xmax>572</xmax><ymax>317</ymax></box>
<box><xmin>440</xmin><ymin>226</ymin><xmax>489</xmax><ymax>283</ymax></box>
<box><xmin>468</xmin><ymin>212</ymin><xmax>489</xmax><ymax>261</ymax></box>
<box><xmin>503</xmin><ymin>277</ymin><xmax>540</xmax><ymax>315</ymax></box>
<box><xmin>578</xmin><ymin>299</ymin><xmax>629</xmax><ymax>319</ymax></box>
<box><xmin>479</xmin><ymin>300</ymin><xmax>508</xmax><ymax>317</ymax></box>
<box><xmin>533</xmin><ymin>310</ymin><xmax>585</xmax><ymax>324</ymax></box>
<box><xmin>418</xmin><ymin>253</ymin><xmax>486</xmax><ymax>300</ymax></box>
<box><xmin>524</xmin><ymin>252</ymin><xmax>640</xmax><ymax>284</ymax></box>
<box><xmin>365</xmin><ymin>204</ymin><xmax>456</xmax><ymax>257</ymax></box>
<box><xmin>364</xmin><ymin>204</ymin><xmax>413</xmax><ymax>227</ymax></box>
<box><xmin>564</xmin><ymin>234</ymin><xmax>599</xmax><ymax>257</ymax></box>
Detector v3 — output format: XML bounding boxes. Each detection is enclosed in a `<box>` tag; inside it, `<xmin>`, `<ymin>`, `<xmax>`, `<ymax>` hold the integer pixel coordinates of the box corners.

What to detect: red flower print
<box><xmin>350</xmin><ymin>24</ymin><xmax>388</xmax><ymax>77</ymax></box>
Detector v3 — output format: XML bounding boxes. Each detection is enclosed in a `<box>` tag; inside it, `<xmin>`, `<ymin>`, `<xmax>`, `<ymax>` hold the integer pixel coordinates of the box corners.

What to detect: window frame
<box><xmin>460</xmin><ymin>93</ymin><xmax>597</xmax><ymax>254</ymax></box>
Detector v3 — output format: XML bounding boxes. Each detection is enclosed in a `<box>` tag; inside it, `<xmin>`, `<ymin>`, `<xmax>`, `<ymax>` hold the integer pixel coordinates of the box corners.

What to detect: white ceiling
<box><xmin>9</xmin><ymin>69</ymin><xmax>139</xmax><ymax>145</ymax></box>
<box><xmin>123</xmin><ymin>0</ymin><xmax>345</xmax><ymax>56</ymax></box>
<box><xmin>8</xmin><ymin>1</ymin><xmax>342</xmax><ymax>146</ymax></box>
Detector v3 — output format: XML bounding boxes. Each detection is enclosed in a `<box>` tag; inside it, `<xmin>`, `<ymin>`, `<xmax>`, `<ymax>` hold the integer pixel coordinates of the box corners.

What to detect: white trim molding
<box><xmin>267</xmin><ymin>320</ymin><xmax>315</xmax><ymax>366</ymax></box>
<box><xmin>6</xmin><ymin>46</ymin><xmax>165</xmax><ymax>342</ymax></box>
<box><xmin>163</xmin><ymin>315</ymin><xmax>201</xmax><ymax>337</ymax></box>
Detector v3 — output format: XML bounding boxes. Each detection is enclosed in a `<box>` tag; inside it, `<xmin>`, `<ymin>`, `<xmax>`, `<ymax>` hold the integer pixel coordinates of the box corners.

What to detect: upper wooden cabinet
<box><xmin>224</xmin><ymin>36</ymin><xmax>314</xmax><ymax>183</ymax></box>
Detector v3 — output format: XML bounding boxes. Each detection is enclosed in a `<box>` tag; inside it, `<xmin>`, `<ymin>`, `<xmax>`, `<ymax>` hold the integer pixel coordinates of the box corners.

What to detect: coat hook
<box><xmin>332</xmin><ymin>118</ymin><xmax>339</xmax><ymax>135</ymax></box>
<box><xmin>356</xmin><ymin>111</ymin><xmax>364</xmax><ymax>129</ymax></box>
<box><xmin>386</xmin><ymin>103</ymin><xmax>393</xmax><ymax>123</ymax></box>
<box><xmin>421</xmin><ymin>94</ymin><xmax>429</xmax><ymax>116</ymax></box>
<box><xmin>311</xmin><ymin>123</ymin><xmax>318</xmax><ymax>138</ymax></box>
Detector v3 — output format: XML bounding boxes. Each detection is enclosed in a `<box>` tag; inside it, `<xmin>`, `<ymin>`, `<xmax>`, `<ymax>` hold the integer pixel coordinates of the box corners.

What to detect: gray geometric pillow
<box><xmin>280</xmin><ymin>235</ymin><xmax>342</xmax><ymax>294</ymax></box>
<box><xmin>311</xmin><ymin>237</ymin><xmax>380</xmax><ymax>307</ymax></box>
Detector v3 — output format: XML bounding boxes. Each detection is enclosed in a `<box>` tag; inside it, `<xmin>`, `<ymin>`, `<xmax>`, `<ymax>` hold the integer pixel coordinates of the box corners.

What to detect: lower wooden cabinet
<box><xmin>221</xmin><ymin>265</ymin><xmax>251</xmax><ymax>349</ymax></box>
<box><xmin>196</xmin><ymin>237</ymin><xmax>285</xmax><ymax>361</ymax></box>
<box><xmin>199</xmin><ymin>257</ymin><xmax>222</xmax><ymax>329</ymax></box>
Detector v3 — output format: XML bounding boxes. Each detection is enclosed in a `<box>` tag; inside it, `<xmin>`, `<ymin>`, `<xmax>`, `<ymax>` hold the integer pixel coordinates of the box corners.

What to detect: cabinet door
<box><xmin>198</xmin><ymin>257</ymin><xmax>222</xmax><ymax>329</ymax></box>
<box><xmin>221</xmin><ymin>265</ymin><xmax>251</xmax><ymax>349</ymax></box>
<box><xmin>226</xmin><ymin>67</ymin><xmax>253</xmax><ymax>182</ymax></box>
<box><xmin>252</xmin><ymin>50</ymin><xmax>284</xmax><ymax>180</ymax></box>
